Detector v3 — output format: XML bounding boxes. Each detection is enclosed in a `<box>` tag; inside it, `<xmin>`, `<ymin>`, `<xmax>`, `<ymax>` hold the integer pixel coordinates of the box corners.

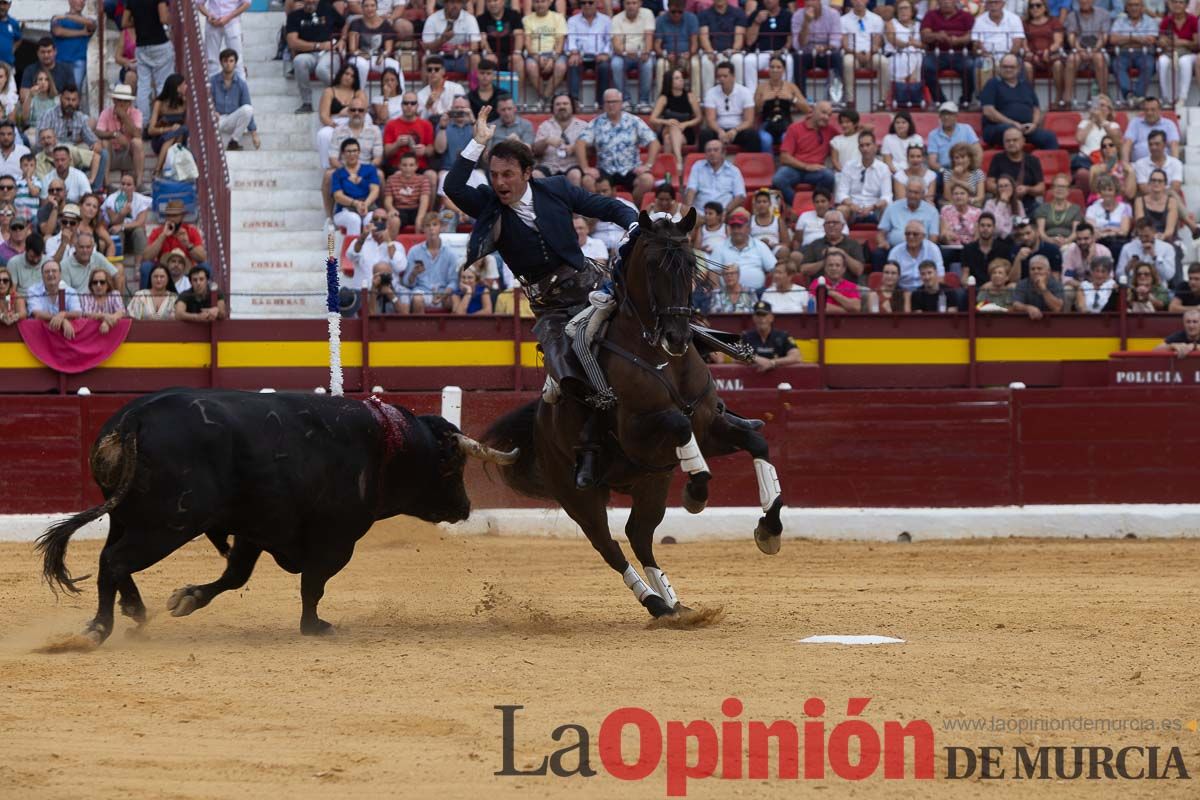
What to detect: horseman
<box><xmin>445</xmin><ymin>105</ymin><xmax>637</xmax><ymax>489</ymax></box>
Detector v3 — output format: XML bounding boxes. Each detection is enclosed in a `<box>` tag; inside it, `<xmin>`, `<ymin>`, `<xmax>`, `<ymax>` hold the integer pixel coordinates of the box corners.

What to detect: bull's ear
<box><xmin>638</xmin><ymin>209</ymin><xmax>653</xmax><ymax>229</ymax></box>
<box><xmin>679</xmin><ymin>206</ymin><xmax>697</xmax><ymax>234</ymax></box>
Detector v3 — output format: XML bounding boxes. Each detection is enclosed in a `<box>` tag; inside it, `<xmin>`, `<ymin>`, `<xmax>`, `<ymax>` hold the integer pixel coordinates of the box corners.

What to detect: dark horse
<box><xmin>485</xmin><ymin>209</ymin><xmax>785</xmax><ymax>618</ymax></box>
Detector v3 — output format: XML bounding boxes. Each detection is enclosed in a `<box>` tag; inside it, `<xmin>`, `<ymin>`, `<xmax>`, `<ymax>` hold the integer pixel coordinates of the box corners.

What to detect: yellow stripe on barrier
<box><xmin>101</xmin><ymin>342</ymin><xmax>212</xmax><ymax>368</ymax></box>
<box><xmin>0</xmin><ymin>342</ymin><xmax>43</xmax><ymax>368</ymax></box>
<box><xmin>219</xmin><ymin>341</ymin><xmax>363</xmax><ymax>368</ymax></box>
<box><xmin>977</xmin><ymin>337</ymin><xmax>1122</xmax><ymax>362</ymax></box>
<box><xmin>371</xmin><ymin>340</ymin><xmax>515</xmax><ymax>367</ymax></box>
<box><xmin>826</xmin><ymin>338</ymin><xmax>969</xmax><ymax>365</ymax></box>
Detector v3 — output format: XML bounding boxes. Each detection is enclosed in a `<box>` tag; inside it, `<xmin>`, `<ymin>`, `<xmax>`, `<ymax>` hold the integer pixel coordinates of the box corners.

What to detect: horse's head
<box><xmin>624</xmin><ymin>208</ymin><xmax>698</xmax><ymax>358</ymax></box>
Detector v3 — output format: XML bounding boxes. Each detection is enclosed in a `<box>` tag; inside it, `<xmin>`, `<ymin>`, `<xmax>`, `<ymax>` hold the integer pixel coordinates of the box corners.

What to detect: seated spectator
<box><xmin>829</xmin><ymin>109</ymin><xmax>863</xmax><ymax>173</ymax></box>
<box><xmin>1064</xmin><ymin>0</ymin><xmax>1112</xmax><ymax>108</ymax></box>
<box><xmin>979</xmin><ymin>54</ymin><xmax>1057</xmax><ymax>150</ymax></box>
<box><xmin>331</xmin><ymin>138</ymin><xmax>381</xmax><ymax>236</ymax></box>
<box><xmin>349</xmin><ymin>0</ymin><xmax>401</xmax><ymax>86</ymax></box>
<box><xmin>1122</xmin><ymin>96</ymin><xmax>1181</xmax><ymax>163</ymax></box>
<box><xmin>1034</xmin><ymin>175</ymin><xmax>1083</xmax><ymax>248</ymax></box>
<box><xmin>695</xmin><ymin>0</ymin><xmax>747</xmax><ymax>95</ymax></box>
<box><xmin>1060</xmin><ymin>222</ymin><xmax>1111</xmax><ymax>285</ymax></box>
<box><xmin>908</xmin><ymin>258</ymin><xmax>962</xmax><ymax>312</ymax></box>
<box><xmin>349</xmin><ymin>208</ymin><xmax>407</xmax><ymax>289</ymax></box>
<box><xmin>422</xmin><ymin>0</ymin><xmax>481</xmax><ymax>76</ymax></box>
<box><xmin>7</xmin><ymin>230</ymin><xmax>46</xmax><ymax>294</ymax></box>
<box><xmin>78</xmin><ymin>192</ymin><xmax>113</xmax><ymax>257</ymax></box>
<box><xmin>146</xmin><ymin>75</ymin><xmax>189</xmax><ymax>178</ymax></box>
<box><xmin>1090</xmin><ymin>136</ymin><xmax>1138</xmax><ymax>200</ymax></box>
<box><xmin>450</xmin><ymin>265</ymin><xmax>492</xmax><ymax>314</ymax></box>
<box><xmin>102</xmin><ymin>172</ymin><xmax>151</xmax><ymax>262</ymax></box>
<box><xmin>986</xmin><ymin>128</ymin><xmax>1046</xmax><ymax>215</ymax></box>
<box><xmin>523</xmin><ymin>0</ymin><xmax>568</xmax><ymax>108</ymax></box>
<box><xmin>372</xmin><ymin>68</ymin><xmax>405</xmax><ymax>125</ymax></box>
<box><xmin>1135</xmin><ymin>133</ymin><xmax>1185</xmax><ymax>206</ymax></box>
<box><xmin>21</xmin><ymin>68</ymin><xmax>60</xmax><ymax>145</ymax></box>
<box><xmin>977</xmin><ymin>258</ymin><xmax>1017</xmax><ymax>310</ymax></box>
<box><xmin>127</xmin><ymin>262</ymin><xmax>177</xmax><ymax>320</ymax></box>
<box><xmin>712</xmin><ymin>207</ymin><xmax>775</xmax><ymax>291</ymax></box>
<box><xmin>314</xmin><ymin>64</ymin><xmax>365</xmax><ymax>171</ymax></box>
<box><xmin>649</xmin><ymin>68</ymin><xmax>702</xmax><ymax>178</ymax></box>
<box><xmin>493</xmin><ymin>284</ymin><xmax>534</xmax><ymax>317</ymax></box>
<box><xmin>175</xmin><ymin>265</ymin><xmax>226</xmax><ymax>322</ymax></box>
<box><xmin>1168</xmin><ymin>262</ymin><xmax>1200</xmax><ymax>311</ymax></box>
<box><xmin>1085</xmin><ymin>175</ymin><xmax>1134</xmax><ymax>253</ymax></box>
<box><xmin>651</xmin><ymin>184</ymin><xmax>683</xmax><ymax>219</ymax></box>
<box><xmin>712</xmin><ymin>262</ymin><xmax>755</xmax><ymax>312</ymax></box>
<box><xmin>467</xmin><ymin>60</ymin><xmax>507</xmax><ymax>123</ymax></box>
<box><xmin>368</xmin><ymin>262</ymin><xmax>402</xmax><ymax>314</ymax></box>
<box><xmin>815</xmin><ymin>250</ymin><xmax>861</xmax><ymax>313</ymax></box>
<box><xmin>927</xmin><ymin>103</ymin><xmax>981</xmax><ymax>176</ymax></box>
<box><xmin>877</xmin><ymin>176</ymin><xmax>940</xmax><ymax>258</ymax></box>
<box><xmin>1153</xmin><ymin>307</ymin><xmax>1200</xmax><ymax>354</ymax></box>
<box><xmin>880</xmin><ymin>111</ymin><xmax>923</xmax><ymax>171</ymax></box>
<box><xmin>592</xmin><ymin>176</ymin><xmax>639</xmax><ymax>252</ymax></box>
<box><xmin>743</xmin><ymin>0</ymin><xmax>794</xmax><ymax>94</ymax></box>
<box><xmin>1110</xmin><ymin>0</ymin><xmax>1160</xmax><ymax>107</ymax></box>
<box><xmin>888</xmin><ymin>220</ymin><xmax>944</xmax><ymax>290</ymax></box>
<box><xmin>436</xmin><ymin>96</ymin><xmax>478</xmax><ymax>183</ymax></box>
<box><xmin>699</xmin><ymin>61</ymin><xmax>759</xmax><ymax>152</ymax></box>
<box><xmin>1022</xmin><ymin>0</ymin><xmax>1067</xmax><ymax>107</ymax></box>
<box><xmin>865</xmin><ymin>260</ymin><xmax>905</xmax><ymax>312</ymax></box>
<box><xmin>653</xmin><ymin>0</ymin><xmax>701</xmax><ymax>98</ymax></box>
<box><xmin>418</xmin><ymin>56</ymin><xmax>468</xmax><ymax>122</ymax></box>
<box><xmin>400</xmin><ymin>212</ymin><xmax>458</xmax><ymax>313</ymax></box>
<box><xmin>477</xmin><ymin>0</ymin><xmax>525</xmax><ymax>80</ymax></box>
<box><xmin>741</xmin><ymin>300</ymin><xmax>802</xmax><ymax>370</ymax></box>
<box><xmin>1127</xmin><ymin>259</ymin><xmax>1170</xmax><ymax>312</ymax></box>
<box><xmin>33</xmin><ymin>127</ymin><xmax>92</xmax><ymax>186</ymax></box>
<box><xmin>576</xmin><ymin>90</ymin><xmax>659</xmax><ymax>207</ymax></box>
<box><xmin>836</xmin><ymin>130</ymin><xmax>893</xmax><ymax>225</ymax></box>
<box><xmin>1073</xmin><ymin>96</ymin><xmax>1121</xmax><ymax>182</ymax></box>
<box><xmin>140</xmin><ymin>199</ymin><xmax>208</xmax><ymax>289</ymax></box>
<box><xmin>799</xmin><ymin>209</ymin><xmax>867</xmax><ymax>280</ymax></box>
<box><xmin>14</xmin><ymin>155</ymin><xmax>40</xmax><ymax>224</ymax></box>
<box><xmin>885</xmin><ymin>0</ymin><xmax>925</xmax><ymax>107</ymax></box>
<box><xmin>840</xmin><ymin>0</ymin><xmax>886</xmax><ymax>109</ymax></box>
<box><xmin>161</xmin><ymin>248</ymin><xmax>193</xmax><ymax>293</ymax></box>
<box><xmin>939</xmin><ymin>182</ymin><xmax>982</xmax><ymax>248</ymax></box>
<box><xmin>26</xmin><ymin>259</ymin><xmax>81</xmax><ymax>337</ymax></box>
<box><xmin>793</xmin><ymin>189</ymin><xmax>841</xmax><ymax>248</ymax></box>
<box><xmin>772</xmin><ymin>101</ymin><xmax>838</xmax><ymax>202</ymax></box>
<box><xmin>532</xmin><ymin>94</ymin><xmax>590</xmax><ymax>184</ymax></box>
<box><xmin>1011</xmin><ymin>253</ymin><xmax>1064</xmax><ymax>319</ymax></box>
<box><xmin>574</xmin><ymin>215</ymin><xmax>609</xmax><ymax>266</ymax></box>
<box><xmin>286</xmin><ymin>0</ymin><xmax>344</xmax><ymax>115</ymax></box>
<box><xmin>685</xmin><ymin>139</ymin><xmax>746</xmax><ymax>217</ymax></box>
<box><xmin>754</xmin><ymin>55</ymin><xmax>807</xmax><ymax>152</ymax></box>
<box><xmin>37</xmin><ymin>178</ymin><xmax>67</xmax><ymax>240</ymax></box>
<box><xmin>38</xmin><ymin>82</ymin><xmax>106</xmax><ymax>191</ymax></box>
<box><xmin>922</xmin><ymin>3</ymin><xmax>977</xmax><ymax>108</ymax></box>
<box><xmin>39</xmin><ymin>145</ymin><xmax>89</xmax><ymax>203</ymax></box>
<box><xmin>0</xmin><ymin>266</ymin><xmax>23</xmax><ymax>324</ymax></box>
<box><xmin>488</xmin><ymin>96</ymin><xmax>535</xmax><ymax>151</ymax></box>
<box><xmin>1075</xmin><ymin>256</ymin><xmax>1119</xmax><ymax>312</ymax></box>
<box><xmin>1118</xmin><ymin>216</ymin><xmax>1178</xmax><ymax>285</ymax></box>
<box><xmin>79</xmin><ymin>267</ymin><xmax>125</xmax><ymax>333</ymax></box>
<box><xmin>93</xmin><ymin>83</ymin><xmax>145</xmax><ymax>189</ymax></box>
<box><xmin>384</xmin><ymin>152</ymin><xmax>431</xmax><ymax>231</ymax></box>
<box><xmin>892</xmin><ymin>144</ymin><xmax>937</xmax><ymax>205</ymax></box>
<box><xmin>748</xmin><ymin>190</ymin><xmax>787</xmax><ymax>252</ymax></box>
<box><xmin>46</xmin><ymin>202</ymin><xmax>82</xmax><ymax>264</ymax></box>
<box><xmin>791</xmin><ymin>0</ymin><xmax>842</xmax><ymax>101</ymax></box>
<box><xmin>209</xmin><ymin>50</ymin><xmax>258</xmax><ymax>153</ymax></box>
<box><xmin>610</xmin><ymin>0</ymin><xmax>656</xmax><ymax>110</ymax></box>
<box><xmin>565</xmin><ymin>0</ymin><xmax>612</xmax><ymax>105</ymax></box>
<box><xmin>62</xmin><ymin>230</ymin><xmax>119</xmax><ymax>293</ymax></box>
<box><xmin>694</xmin><ymin>200</ymin><xmax>728</xmax><ymax>254</ymax></box>
<box><xmin>760</xmin><ymin>262</ymin><xmax>810</xmax><ymax>313</ymax></box>
<box><xmin>1011</xmin><ymin>216</ymin><xmax>1062</xmax><ymax>281</ymax></box>
<box><xmin>0</xmin><ymin>213</ymin><xmax>27</xmax><ymax>265</ymax></box>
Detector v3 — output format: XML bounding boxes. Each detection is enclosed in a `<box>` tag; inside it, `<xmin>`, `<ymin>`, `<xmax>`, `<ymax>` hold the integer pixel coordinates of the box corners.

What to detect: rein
<box><xmin>599</xmin><ymin>338</ymin><xmax>713</xmax><ymax>419</ymax></box>
<box><xmin>615</xmin><ymin>233</ymin><xmax>695</xmax><ymax>350</ymax></box>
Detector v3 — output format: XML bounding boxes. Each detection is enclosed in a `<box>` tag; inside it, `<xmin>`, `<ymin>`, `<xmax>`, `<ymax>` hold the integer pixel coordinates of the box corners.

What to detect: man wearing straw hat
<box><xmin>94</xmin><ymin>83</ymin><xmax>144</xmax><ymax>189</ymax></box>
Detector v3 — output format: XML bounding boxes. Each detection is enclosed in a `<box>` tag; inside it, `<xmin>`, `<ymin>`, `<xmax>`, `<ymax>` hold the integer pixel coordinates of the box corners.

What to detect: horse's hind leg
<box><xmin>706</xmin><ymin>416</ymin><xmax>784</xmax><ymax>555</ymax></box>
<box><xmin>626</xmin><ymin>478</ymin><xmax>683</xmax><ymax>613</ymax></box>
<box><xmin>167</xmin><ymin>538</ymin><xmax>262</xmax><ymax>618</ymax></box>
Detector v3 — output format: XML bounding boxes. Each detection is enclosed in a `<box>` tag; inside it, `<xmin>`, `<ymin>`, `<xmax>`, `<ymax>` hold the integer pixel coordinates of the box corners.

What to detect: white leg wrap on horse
<box><xmin>676</xmin><ymin>433</ymin><xmax>709</xmax><ymax>475</ymax></box>
<box><xmin>645</xmin><ymin>567</ymin><xmax>679</xmax><ymax>608</ymax></box>
<box><xmin>623</xmin><ymin>564</ymin><xmax>659</xmax><ymax>603</ymax></box>
<box><xmin>753</xmin><ymin>457</ymin><xmax>781</xmax><ymax>513</ymax></box>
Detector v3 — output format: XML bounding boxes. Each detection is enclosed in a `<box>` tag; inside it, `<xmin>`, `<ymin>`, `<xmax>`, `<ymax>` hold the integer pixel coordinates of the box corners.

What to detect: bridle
<box><xmin>615</xmin><ymin>227</ymin><xmax>695</xmax><ymax>356</ymax></box>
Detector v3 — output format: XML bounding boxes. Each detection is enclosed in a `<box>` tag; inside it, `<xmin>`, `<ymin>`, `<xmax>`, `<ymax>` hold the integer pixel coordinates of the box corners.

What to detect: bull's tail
<box><xmin>36</xmin><ymin>427</ymin><xmax>139</xmax><ymax>595</ymax></box>
<box><xmin>483</xmin><ymin>401</ymin><xmax>549</xmax><ymax>499</ymax></box>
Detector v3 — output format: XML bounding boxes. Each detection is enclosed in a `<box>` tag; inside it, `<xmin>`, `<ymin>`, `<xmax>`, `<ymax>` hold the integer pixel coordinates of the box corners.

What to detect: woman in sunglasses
<box><xmin>1023</xmin><ymin>0</ymin><xmax>1067</xmax><ymax>108</ymax></box>
<box><xmin>1087</xmin><ymin>136</ymin><xmax>1137</xmax><ymax>202</ymax></box>
<box><xmin>0</xmin><ymin>266</ymin><xmax>24</xmax><ymax>325</ymax></box>
<box><xmin>1073</xmin><ymin>96</ymin><xmax>1121</xmax><ymax>187</ymax></box>
<box><xmin>79</xmin><ymin>268</ymin><xmax>126</xmax><ymax>334</ymax></box>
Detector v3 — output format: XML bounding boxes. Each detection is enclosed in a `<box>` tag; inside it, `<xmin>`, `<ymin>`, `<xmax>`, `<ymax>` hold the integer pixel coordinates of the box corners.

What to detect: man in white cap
<box><xmin>925</xmin><ymin>101</ymin><xmax>980</xmax><ymax>173</ymax></box>
<box><xmin>93</xmin><ymin>83</ymin><xmax>144</xmax><ymax>189</ymax></box>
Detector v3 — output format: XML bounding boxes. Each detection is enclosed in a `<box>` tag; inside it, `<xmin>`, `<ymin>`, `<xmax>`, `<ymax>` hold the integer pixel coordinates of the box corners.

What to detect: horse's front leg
<box><xmin>705</xmin><ymin>415</ymin><xmax>784</xmax><ymax>555</ymax></box>
<box><xmin>626</xmin><ymin>408</ymin><xmax>711</xmax><ymax>511</ymax></box>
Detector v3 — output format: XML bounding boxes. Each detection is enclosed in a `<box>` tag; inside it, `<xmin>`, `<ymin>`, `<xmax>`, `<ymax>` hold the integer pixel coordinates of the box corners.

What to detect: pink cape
<box><xmin>17</xmin><ymin>317</ymin><xmax>133</xmax><ymax>374</ymax></box>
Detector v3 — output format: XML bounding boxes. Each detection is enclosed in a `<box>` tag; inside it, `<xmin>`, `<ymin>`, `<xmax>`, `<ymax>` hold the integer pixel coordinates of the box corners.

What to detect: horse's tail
<box><xmin>483</xmin><ymin>400</ymin><xmax>549</xmax><ymax>499</ymax></box>
<box><xmin>36</xmin><ymin>424</ymin><xmax>139</xmax><ymax>595</ymax></box>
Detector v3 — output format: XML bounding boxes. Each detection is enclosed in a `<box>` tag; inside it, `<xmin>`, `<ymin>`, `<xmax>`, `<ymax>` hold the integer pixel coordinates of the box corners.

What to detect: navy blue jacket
<box><xmin>444</xmin><ymin>146</ymin><xmax>638</xmax><ymax>278</ymax></box>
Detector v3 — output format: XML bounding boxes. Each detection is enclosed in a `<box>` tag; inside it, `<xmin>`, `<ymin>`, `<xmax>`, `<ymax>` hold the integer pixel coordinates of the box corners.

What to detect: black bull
<box><xmin>37</xmin><ymin>389</ymin><xmax>516</xmax><ymax>644</ymax></box>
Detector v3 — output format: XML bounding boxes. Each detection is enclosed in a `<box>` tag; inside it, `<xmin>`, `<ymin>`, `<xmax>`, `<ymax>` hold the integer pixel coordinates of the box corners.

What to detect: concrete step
<box><xmin>227</xmin><ymin>148</ymin><xmax>323</xmax><ymax>170</ymax></box>
<box><xmin>229</xmin><ymin>294</ymin><xmax>328</xmax><ymax>319</ymax></box>
<box><xmin>255</xmin><ymin>131</ymin><xmax>319</xmax><ymax>150</ymax></box>
<box><xmin>230</xmin><ymin>248</ymin><xmax>333</xmax><ymax>274</ymax></box>
<box><xmin>232</xmin><ymin>228</ymin><xmax>328</xmax><ymax>252</ymax></box>
<box><xmin>1185</xmin><ymin>186</ymin><xmax>1200</xmax><ymax>213</ymax></box>
<box><xmin>1185</xmin><ymin>164</ymin><xmax>1200</xmax><ymax>185</ymax></box>
<box><xmin>242</xmin><ymin>111</ymin><xmax>318</xmax><ymax>136</ymax></box>
<box><xmin>232</xmin><ymin>187</ymin><xmax>326</xmax><ymax>211</ymax></box>
<box><xmin>240</xmin><ymin>10</ymin><xmax>286</xmax><ymax>30</ymax></box>
<box><xmin>231</xmin><ymin>167</ymin><xmax>325</xmax><ymax>188</ymax></box>
<box><xmin>244</xmin><ymin>74</ymin><xmax>301</xmax><ymax>97</ymax></box>
<box><xmin>232</xmin><ymin>207</ymin><xmax>329</xmax><ymax>232</ymax></box>
<box><xmin>245</xmin><ymin>91</ymin><xmax>320</xmax><ymax>114</ymax></box>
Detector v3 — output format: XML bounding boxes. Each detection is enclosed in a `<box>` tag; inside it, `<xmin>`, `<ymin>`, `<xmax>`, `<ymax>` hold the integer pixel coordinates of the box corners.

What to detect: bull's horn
<box><xmin>456</xmin><ymin>434</ymin><xmax>520</xmax><ymax>465</ymax></box>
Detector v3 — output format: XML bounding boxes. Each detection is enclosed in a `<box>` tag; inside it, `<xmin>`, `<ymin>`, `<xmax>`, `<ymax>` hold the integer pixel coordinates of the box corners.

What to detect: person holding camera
<box><xmin>350</xmin><ymin>208</ymin><xmax>407</xmax><ymax>291</ymax></box>
<box><xmin>139</xmin><ymin>198</ymin><xmax>209</xmax><ymax>290</ymax></box>
<box><xmin>370</xmin><ymin>262</ymin><xmax>401</xmax><ymax>314</ymax></box>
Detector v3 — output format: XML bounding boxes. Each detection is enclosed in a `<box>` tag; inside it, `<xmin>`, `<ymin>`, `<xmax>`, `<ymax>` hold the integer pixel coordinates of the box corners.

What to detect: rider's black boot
<box><xmin>724</xmin><ymin>411</ymin><xmax>765</xmax><ymax>432</ymax></box>
<box><xmin>574</xmin><ymin>412</ymin><xmax>602</xmax><ymax>489</ymax></box>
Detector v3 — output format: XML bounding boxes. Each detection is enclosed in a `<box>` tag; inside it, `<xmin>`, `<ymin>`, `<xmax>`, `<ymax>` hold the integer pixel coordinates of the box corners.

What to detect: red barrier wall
<box><xmin>5</xmin><ymin>387</ymin><xmax>1200</xmax><ymax>515</ymax></box>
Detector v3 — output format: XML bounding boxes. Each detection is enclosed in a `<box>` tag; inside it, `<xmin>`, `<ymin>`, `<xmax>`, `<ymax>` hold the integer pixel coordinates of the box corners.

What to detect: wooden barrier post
<box><xmin>512</xmin><ymin>287</ymin><xmax>524</xmax><ymax>391</ymax></box>
<box><xmin>967</xmin><ymin>276</ymin><xmax>977</xmax><ymax>389</ymax></box>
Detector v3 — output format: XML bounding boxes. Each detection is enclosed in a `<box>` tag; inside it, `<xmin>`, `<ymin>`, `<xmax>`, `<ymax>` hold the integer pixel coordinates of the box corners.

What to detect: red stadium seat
<box><xmin>958</xmin><ymin>112</ymin><xmax>982</xmax><ymax>131</ymax></box>
<box><xmin>981</xmin><ymin>150</ymin><xmax>998</xmax><ymax>173</ymax></box>
<box><xmin>1044</xmin><ymin>111</ymin><xmax>1082</xmax><ymax>151</ymax></box>
<box><xmin>943</xmin><ymin>272</ymin><xmax>961</xmax><ymax>289</ymax></box>
<box><xmin>340</xmin><ymin>234</ymin><xmax>357</xmax><ymax>275</ymax></box>
<box><xmin>1067</xmin><ymin>188</ymin><xmax>1086</xmax><ymax>207</ymax></box>
<box><xmin>791</xmin><ymin>191</ymin><xmax>814</xmax><ymax>216</ymax></box>
<box><xmin>525</xmin><ymin>114</ymin><xmax>549</xmax><ymax>131</ymax></box>
<box><xmin>848</xmin><ymin>229</ymin><xmax>876</xmax><ymax>248</ymax></box>
<box><xmin>860</xmin><ymin>112</ymin><xmax>893</xmax><ymax>136</ymax></box>
<box><xmin>396</xmin><ymin>233</ymin><xmax>424</xmax><ymax>252</ymax></box>
<box><xmin>681</xmin><ymin>152</ymin><xmax>705</xmax><ymax>184</ymax></box>
<box><xmin>734</xmin><ymin>152</ymin><xmax>775</xmax><ymax>192</ymax></box>
<box><xmin>911</xmin><ymin>113</ymin><xmax>939</xmax><ymax>139</ymax></box>
<box><xmin>867</xmin><ymin>272</ymin><xmax>883</xmax><ymax>290</ymax></box>
<box><xmin>650</xmin><ymin>152</ymin><xmax>678</xmax><ymax>182</ymax></box>
<box><xmin>1033</xmin><ymin>149</ymin><xmax>1070</xmax><ymax>179</ymax></box>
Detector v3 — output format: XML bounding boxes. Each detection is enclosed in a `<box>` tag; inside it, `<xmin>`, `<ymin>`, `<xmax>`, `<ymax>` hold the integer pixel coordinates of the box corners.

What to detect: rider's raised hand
<box><xmin>474</xmin><ymin>106</ymin><xmax>497</xmax><ymax>145</ymax></box>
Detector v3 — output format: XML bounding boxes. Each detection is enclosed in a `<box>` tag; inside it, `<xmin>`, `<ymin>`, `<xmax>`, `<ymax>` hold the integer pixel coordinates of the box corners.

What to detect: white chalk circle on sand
<box><xmin>798</xmin><ymin>635</ymin><xmax>906</xmax><ymax>645</ymax></box>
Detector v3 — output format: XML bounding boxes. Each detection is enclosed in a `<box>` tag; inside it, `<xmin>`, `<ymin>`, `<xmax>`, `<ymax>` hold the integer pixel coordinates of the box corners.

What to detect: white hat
<box><xmin>938</xmin><ymin>101</ymin><xmax>959</xmax><ymax>114</ymax></box>
<box><xmin>111</xmin><ymin>84</ymin><xmax>135</xmax><ymax>102</ymax></box>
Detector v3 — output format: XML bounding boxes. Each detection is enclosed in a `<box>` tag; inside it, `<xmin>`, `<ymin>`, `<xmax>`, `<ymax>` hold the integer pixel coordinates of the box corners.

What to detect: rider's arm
<box><xmin>443</xmin><ymin>138</ymin><xmax>491</xmax><ymax>219</ymax></box>
<box><xmin>566</xmin><ymin>183</ymin><xmax>639</xmax><ymax>229</ymax></box>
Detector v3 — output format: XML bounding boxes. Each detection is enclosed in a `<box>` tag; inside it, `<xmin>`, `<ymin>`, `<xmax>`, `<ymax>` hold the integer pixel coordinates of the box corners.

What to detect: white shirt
<box><xmin>611</xmin><ymin>8</ymin><xmax>656</xmax><ymax>55</ymax></box>
<box><xmin>45</xmin><ymin>233</ymin><xmax>75</xmax><ymax>265</ymax></box>
<box><xmin>702</xmin><ymin>83</ymin><xmax>754</xmax><ymax>131</ymax></box>
<box><xmin>416</xmin><ymin>81</ymin><xmax>466</xmax><ymax>121</ymax></box>
<box><xmin>567</xmin><ymin>12</ymin><xmax>612</xmax><ymax>57</ymax></box>
<box><xmin>0</xmin><ymin>142</ymin><xmax>30</xmax><ymax>180</ymax></box>
<box><xmin>760</xmin><ymin>285</ymin><xmax>811</xmax><ymax>314</ymax></box>
<box><xmin>1079</xmin><ymin>278</ymin><xmax>1116</xmax><ymax>313</ymax></box>
<box><xmin>40</xmin><ymin>167</ymin><xmax>91</xmax><ymax>203</ymax></box>
<box><xmin>421</xmin><ymin>9</ymin><xmax>481</xmax><ymax>50</ymax></box>
<box><xmin>972</xmin><ymin>10</ymin><xmax>1025</xmax><ymax>57</ymax></box>
<box><xmin>1117</xmin><ymin>238</ymin><xmax>1177</xmax><ymax>285</ymax></box>
<box><xmin>1133</xmin><ymin>155</ymin><xmax>1184</xmax><ymax>187</ymax></box>
<box><xmin>835</xmin><ymin>158</ymin><xmax>893</xmax><ymax>208</ymax></box>
<box><xmin>893</xmin><ymin>165</ymin><xmax>936</xmax><ymax>194</ymax></box>
<box><xmin>581</xmin><ymin>235</ymin><xmax>608</xmax><ymax>263</ymax></box>
<box><xmin>795</xmin><ymin>210</ymin><xmax>847</xmax><ymax>247</ymax></box>
<box><xmin>101</xmin><ymin>190</ymin><xmax>152</xmax><ymax>224</ymax></box>
<box><xmin>197</xmin><ymin>0</ymin><xmax>246</xmax><ymax>17</ymax></box>
<box><xmin>840</xmin><ymin>10</ymin><xmax>884</xmax><ymax>53</ymax></box>
<box><xmin>880</xmin><ymin>132</ymin><xmax>924</xmax><ymax>168</ymax></box>
<box><xmin>351</xmin><ymin>235</ymin><xmax>408</xmax><ymax>290</ymax></box>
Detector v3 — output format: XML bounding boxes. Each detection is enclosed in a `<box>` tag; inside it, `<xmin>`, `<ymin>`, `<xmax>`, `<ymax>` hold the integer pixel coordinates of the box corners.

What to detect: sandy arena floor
<box><xmin>0</xmin><ymin>520</ymin><xmax>1198</xmax><ymax>799</ymax></box>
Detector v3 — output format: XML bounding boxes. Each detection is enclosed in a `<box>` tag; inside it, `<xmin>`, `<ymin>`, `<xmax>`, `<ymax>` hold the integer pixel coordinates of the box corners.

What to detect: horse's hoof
<box><xmin>642</xmin><ymin>594</ymin><xmax>676</xmax><ymax>618</ymax></box>
<box><xmin>301</xmin><ymin>618</ymin><xmax>335</xmax><ymax>636</ymax></box>
<box><xmin>683</xmin><ymin>472</ymin><xmax>710</xmax><ymax>514</ymax></box>
<box><xmin>682</xmin><ymin>487</ymin><xmax>707</xmax><ymax>514</ymax></box>
<box><xmin>167</xmin><ymin>586</ymin><xmax>201</xmax><ymax>618</ymax></box>
<box><xmin>755</xmin><ymin>526</ymin><xmax>782</xmax><ymax>555</ymax></box>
